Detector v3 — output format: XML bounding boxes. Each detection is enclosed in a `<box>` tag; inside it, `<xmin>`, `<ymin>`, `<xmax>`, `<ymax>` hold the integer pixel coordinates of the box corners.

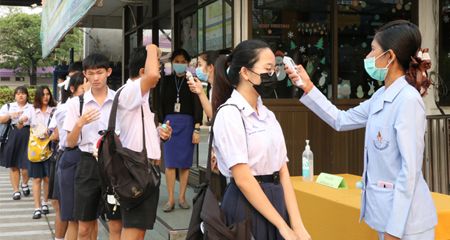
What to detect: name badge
<box><xmin>174</xmin><ymin>103</ymin><xmax>181</xmax><ymax>113</ymax></box>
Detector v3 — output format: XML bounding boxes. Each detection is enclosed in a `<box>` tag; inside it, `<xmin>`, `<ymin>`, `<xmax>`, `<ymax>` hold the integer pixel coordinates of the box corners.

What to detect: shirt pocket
<box><xmin>372</xmin><ymin>126</ymin><xmax>392</xmax><ymax>151</ymax></box>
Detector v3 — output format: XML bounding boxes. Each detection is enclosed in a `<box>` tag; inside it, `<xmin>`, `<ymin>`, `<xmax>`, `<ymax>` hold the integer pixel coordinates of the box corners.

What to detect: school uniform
<box><xmin>0</xmin><ymin>102</ymin><xmax>33</xmax><ymax>169</ymax></box>
<box><xmin>213</xmin><ymin>90</ymin><xmax>289</xmax><ymax>240</ymax></box>
<box><xmin>157</xmin><ymin>74</ymin><xmax>203</xmax><ymax>169</ymax></box>
<box><xmin>24</xmin><ymin>106</ymin><xmax>56</xmax><ymax>178</ymax></box>
<box><xmin>63</xmin><ymin>88</ymin><xmax>115</xmax><ymax>221</ymax></box>
<box><xmin>114</xmin><ymin>78</ymin><xmax>161</xmax><ymax>229</ymax></box>
<box><xmin>300</xmin><ymin>76</ymin><xmax>437</xmax><ymax>239</ymax></box>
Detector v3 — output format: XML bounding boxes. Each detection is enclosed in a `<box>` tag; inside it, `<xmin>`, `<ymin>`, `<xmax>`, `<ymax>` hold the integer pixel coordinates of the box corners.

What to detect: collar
<box><xmin>35</xmin><ymin>106</ymin><xmax>53</xmax><ymax>114</ymax></box>
<box><xmin>383</xmin><ymin>76</ymin><xmax>408</xmax><ymax>103</ymax></box>
<box><xmin>371</xmin><ymin>76</ymin><xmax>408</xmax><ymax>114</ymax></box>
<box><xmin>229</xmin><ymin>90</ymin><xmax>267</xmax><ymax>119</ymax></box>
<box><xmin>84</xmin><ymin>88</ymin><xmax>115</xmax><ymax>105</ymax></box>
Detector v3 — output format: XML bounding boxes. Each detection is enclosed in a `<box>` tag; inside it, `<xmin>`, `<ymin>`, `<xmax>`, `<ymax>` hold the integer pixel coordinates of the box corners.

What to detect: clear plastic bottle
<box><xmin>302</xmin><ymin>140</ymin><xmax>314</xmax><ymax>182</ymax></box>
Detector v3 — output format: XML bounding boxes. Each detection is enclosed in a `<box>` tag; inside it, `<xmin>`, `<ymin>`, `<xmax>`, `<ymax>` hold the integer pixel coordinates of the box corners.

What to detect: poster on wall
<box><xmin>180</xmin><ymin>12</ymin><xmax>198</xmax><ymax>57</ymax></box>
<box><xmin>205</xmin><ymin>1</ymin><xmax>223</xmax><ymax>50</ymax></box>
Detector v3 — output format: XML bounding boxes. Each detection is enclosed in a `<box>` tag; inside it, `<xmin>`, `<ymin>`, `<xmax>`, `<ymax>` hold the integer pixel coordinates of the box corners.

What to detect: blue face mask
<box><xmin>364</xmin><ymin>51</ymin><xmax>393</xmax><ymax>81</ymax></box>
<box><xmin>195</xmin><ymin>67</ymin><xmax>208</xmax><ymax>82</ymax></box>
<box><xmin>173</xmin><ymin>63</ymin><xmax>187</xmax><ymax>74</ymax></box>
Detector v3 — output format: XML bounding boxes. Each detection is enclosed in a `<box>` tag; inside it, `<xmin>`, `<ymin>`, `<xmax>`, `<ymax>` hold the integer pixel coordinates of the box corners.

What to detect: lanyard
<box><xmin>174</xmin><ymin>76</ymin><xmax>185</xmax><ymax>103</ymax></box>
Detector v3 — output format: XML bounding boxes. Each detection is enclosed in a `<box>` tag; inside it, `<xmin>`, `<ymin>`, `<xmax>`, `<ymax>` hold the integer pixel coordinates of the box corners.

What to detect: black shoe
<box><xmin>12</xmin><ymin>192</ymin><xmax>21</xmax><ymax>200</ymax></box>
<box><xmin>32</xmin><ymin>210</ymin><xmax>42</xmax><ymax>219</ymax></box>
<box><xmin>41</xmin><ymin>205</ymin><xmax>49</xmax><ymax>214</ymax></box>
<box><xmin>21</xmin><ymin>185</ymin><xmax>30</xmax><ymax>197</ymax></box>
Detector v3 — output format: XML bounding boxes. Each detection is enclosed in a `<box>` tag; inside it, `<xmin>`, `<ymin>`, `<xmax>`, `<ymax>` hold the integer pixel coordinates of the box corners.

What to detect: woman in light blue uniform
<box><xmin>286</xmin><ymin>20</ymin><xmax>437</xmax><ymax>240</ymax></box>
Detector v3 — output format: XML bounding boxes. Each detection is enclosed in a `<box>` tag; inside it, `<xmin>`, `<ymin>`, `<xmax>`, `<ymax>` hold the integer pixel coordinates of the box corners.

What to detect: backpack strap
<box><xmin>47</xmin><ymin>108</ymin><xmax>56</xmax><ymax>127</ymax></box>
<box><xmin>205</xmin><ymin>103</ymin><xmax>245</xmax><ymax>184</ymax></box>
<box><xmin>78</xmin><ymin>94</ymin><xmax>84</xmax><ymax>140</ymax></box>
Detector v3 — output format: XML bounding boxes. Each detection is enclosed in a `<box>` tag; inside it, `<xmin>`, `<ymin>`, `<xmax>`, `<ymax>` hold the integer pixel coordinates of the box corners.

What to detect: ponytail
<box><xmin>212</xmin><ymin>55</ymin><xmax>233</xmax><ymax>113</ymax></box>
<box><xmin>61</xmin><ymin>72</ymin><xmax>85</xmax><ymax>103</ymax></box>
<box><xmin>211</xmin><ymin>39</ymin><xmax>270</xmax><ymax>114</ymax></box>
<box><xmin>405</xmin><ymin>48</ymin><xmax>432</xmax><ymax>96</ymax></box>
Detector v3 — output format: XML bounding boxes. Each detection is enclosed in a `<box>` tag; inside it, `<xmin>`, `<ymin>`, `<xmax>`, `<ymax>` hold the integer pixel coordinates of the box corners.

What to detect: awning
<box><xmin>40</xmin><ymin>0</ymin><xmax>96</xmax><ymax>58</ymax></box>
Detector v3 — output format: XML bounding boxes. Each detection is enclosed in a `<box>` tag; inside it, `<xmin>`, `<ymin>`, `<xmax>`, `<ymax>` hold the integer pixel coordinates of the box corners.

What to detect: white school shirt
<box><xmin>23</xmin><ymin>105</ymin><xmax>56</xmax><ymax>129</ymax></box>
<box><xmin>63</xmin><ymin>88</ymin><xmax>116</xmax><ymax>153</ymax></box>
<box><xmin>48</xmin><ymin>103</ymin><xmax>68</xmax><ymax>149</ymax></box>
<box><xmin>213</xmin><ymin>90</ymin><xmax>288</xmax><ymax>177</ymax></box>
<box><xmin>0</xmin><ymin>102</ymin><xmax>33</xmax><ymax>125</ymax></box>
<box><xmin>116</xmin><ymin>78</ymin><xmax>161</xmax><ymax>160</ymax></box>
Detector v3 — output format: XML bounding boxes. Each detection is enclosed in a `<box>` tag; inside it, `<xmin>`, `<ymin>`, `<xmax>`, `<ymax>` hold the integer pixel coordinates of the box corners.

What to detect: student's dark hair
<box><xmin>375</xmin><ymin>20</ymin><xmax>431</xmax><ymax>96</ymax></box>
<box><xmin>34</xmin><ymin>86</ymin><xmax>56</xmax><ymax>109</ymax></box>
<box><xmin>57</xmin><ymin>73</ymin><xmax>67</xmax><ymax>81</ymax></box>
<box><xmin>68</xmin><ymin>61</ymin><xmax>83</xmax><ymax>73</ymax></box>
<box><xmin>212</xmin><ymin>39</ymin><xmax>269</xmax><ymax>113</ymax></box>
<box><xmin>83</xmin><ymin>53</ymin><xmax>110</xmax><ymax>71</ymax></box>
<box><xmin>61</xmin><ymin>72</ymin><xmax>85</xmax><ymax>104</ymax></box>
<box><xmin>198</xmin><ymin>50</ymin><xmax>220</xmax><ymax>66</ymax></box>
<box><xmin>128</xmin><ymin>46</ymin><xmax>147</xmax><ymax>78</ymax></box>
<box><xmin>13</xmin><ymin>86</ymin><xmax>29</xmax><ymax>102</ymax></box>
<box><xmin>170</xmin><ymin>48</ymin><xmax>191</xmax><ymax>63</ymax></box>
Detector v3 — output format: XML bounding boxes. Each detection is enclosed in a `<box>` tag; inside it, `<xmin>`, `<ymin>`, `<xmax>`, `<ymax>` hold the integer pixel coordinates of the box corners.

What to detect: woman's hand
<box><xmin>158</xmin><ymin>120</ymin><xmax>172</xmax><ymax>141</ymax></box>
<box><xmin>192</xmin><ymin>131</ymin><xmax>200</xmax><ymax>144</ymax></box>
<box><xmin>285</xmin><ymin>64</ymin><xmax>315</xmax><ymax>93</ymax></box>
<box><xmin>384</xmin><ymin>233</ymin><xmax>400</xmax><ymax>240</ymax></box>
<box><xmin>279</xmin><ymin>225</ymin><xmax>301</xmax><ymax>240</ymax></box>
<box><xmin>187</xmin><ymin>77</ymin><xmax>204</xmax><ymax>95</ymax></box>
<box><xmin>294</xmin><ymin>227</ymin><xmax>312</xmax><ymax>240</ymax></box>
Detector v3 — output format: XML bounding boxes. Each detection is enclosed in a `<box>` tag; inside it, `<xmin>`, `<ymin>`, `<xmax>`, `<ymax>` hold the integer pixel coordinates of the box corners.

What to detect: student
<box><xmin>49</xmin><ymin>72</ymin><xmax>89</xmax><ymax>240</ymax></box>
<box><xmin>21</xmin><ymin>86</ymin><xmax>57</xmax><ymax>219</ymax></box>
<box><xmin>0</xmin><ymin>86</ymin><xmax>33</xmax><ymax>200</ymax></box>
<box><xmin>212</xmin><ymin>39</ymin><xmax>311</xmax><ymax>240</ymax></box>
<box><xmin>286</xmin><ymin>20</ymin><xmax>437</xmax><ymax>240</ymax></box>
<box><xmin>112</xmin><ymin>44</ymin><xmax>172</xmax><ymax>239</ymax></box>
<box><xmin>63</xmin><ymin>53</ymin><xmax>115</xmax><ymax>240</ymax></box>
<box><xmin>47</xmin><ymin>62</ymin><xmax>84</xmax><ymax>240</ymax></box>
<box><xmin>157</xmin><ymin>49</ymin><xmax>203</xmax><ymax>212</ymax></box>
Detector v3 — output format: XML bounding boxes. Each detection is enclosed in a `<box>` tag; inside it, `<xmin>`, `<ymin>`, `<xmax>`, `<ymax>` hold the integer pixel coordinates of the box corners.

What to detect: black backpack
<box><xmin>98</xmin><ymin>88</ymin><xmax>161</xmax><ymax>210</ymax></box>
<box><xmin>186</xmin><ymin>104</ymin><xmax>253</xmax><ymax>240</ymax></box>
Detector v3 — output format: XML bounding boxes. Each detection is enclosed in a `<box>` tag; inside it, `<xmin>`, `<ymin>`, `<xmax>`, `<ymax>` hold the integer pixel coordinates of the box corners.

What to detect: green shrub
<box><xmin>0</xmin><ymin>87</ymin><xmax>37</xmax><ymax>107</ymax></box>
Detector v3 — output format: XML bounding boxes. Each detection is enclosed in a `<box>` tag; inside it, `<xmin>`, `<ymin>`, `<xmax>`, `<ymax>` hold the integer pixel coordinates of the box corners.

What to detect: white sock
<box><xmin>55</xmin><ymin>238</ymin><xmax>64</xmax><ymax>240</ymax></box>
<box><xmin>41</xmin><ymin>201</ymin><xmax>48</xmax><ymax>206</ymax></box>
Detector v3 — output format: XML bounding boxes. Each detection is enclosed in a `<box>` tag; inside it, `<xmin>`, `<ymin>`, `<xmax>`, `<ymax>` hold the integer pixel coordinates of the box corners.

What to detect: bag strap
<box><xmin>107</xmin><ymin>87</ymin><xmax>147</xmax><ymax>154</ymax></box>
<box><xmin>6</xmin><ymin>103</ymin><xmax>11</xmax><ymax>125</ymax></box>
<box><xmin>47</xmin><ymin>108</ymin><xmax>56</xmax><ymax>127</ymax></box>
<box><xmin>205</xmin><ymin>103</ymin><xmax>245</xmax><ymax>184</ymax></box>
<box><xmin>79</xmin><ymin>94</ymin><xmax>84</xmax><ymax>140</ymax></box>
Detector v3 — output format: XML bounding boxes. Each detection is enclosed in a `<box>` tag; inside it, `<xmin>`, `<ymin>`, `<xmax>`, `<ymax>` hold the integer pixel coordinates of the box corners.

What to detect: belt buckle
<box><xmin>273</xmin><ymin>172</ymin><xmax>280</xmax><ymax>185</ymax></box>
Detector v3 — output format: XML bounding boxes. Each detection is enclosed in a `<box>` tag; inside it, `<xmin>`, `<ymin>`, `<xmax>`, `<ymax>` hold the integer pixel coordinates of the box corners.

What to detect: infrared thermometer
<box><xmin>283</xmin><ymin>56</ymin><xmax>303</xmax><ymax>87</ymax></box>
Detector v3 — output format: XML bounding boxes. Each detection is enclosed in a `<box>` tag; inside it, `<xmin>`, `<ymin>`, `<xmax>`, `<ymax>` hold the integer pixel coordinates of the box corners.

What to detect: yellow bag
<box><xmin>28</xmin><ymin>128</ymin><xmax>52</xmax><ymax>163</ymax></box>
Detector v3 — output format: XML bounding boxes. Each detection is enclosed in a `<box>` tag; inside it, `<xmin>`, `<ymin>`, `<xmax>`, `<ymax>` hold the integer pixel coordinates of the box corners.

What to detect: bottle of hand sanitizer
<box><xmin>302</xmin><ymin>140</ymin><xmax>314</xmax><ymax>182</ymax></box>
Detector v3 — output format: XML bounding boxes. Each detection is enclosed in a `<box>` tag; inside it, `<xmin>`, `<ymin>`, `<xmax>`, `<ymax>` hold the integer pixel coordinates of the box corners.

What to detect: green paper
<box><xmin>316</xmin><ymin>173</ymin><xmax>348</xmax><ymax>189</ymax></box>
<box><xmin>290</xmin><ymin>40</ymin><xmax>297</xmax><ymax>50</ymax></box>
<box><xmin>315</xmin><ymin>37</ymin><xmax>324</xmax><ymax>50</ymax></box>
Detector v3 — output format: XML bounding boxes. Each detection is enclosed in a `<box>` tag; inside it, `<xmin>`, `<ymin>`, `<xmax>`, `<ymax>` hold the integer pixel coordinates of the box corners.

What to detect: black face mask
<box><xmin>250</xmin><ymin>72</ymin><xmax>278</xmax><ymax>96</ymax></box>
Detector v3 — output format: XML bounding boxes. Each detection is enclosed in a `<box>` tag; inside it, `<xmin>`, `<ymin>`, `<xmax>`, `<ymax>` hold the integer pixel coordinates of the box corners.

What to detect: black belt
<box><xmin>231</xmin><ymin>171</ymin><xmax>280</xmax><ymax>185</ymax></box>
<box><xmin>64</xmin><ymin>146</ymin><xmax>78</xmax><ymax>151</ymax></box>
<box><xmin>12</xmin><ymin>125</ymin><xmax>30</xmax><ymax>129</ymax></box>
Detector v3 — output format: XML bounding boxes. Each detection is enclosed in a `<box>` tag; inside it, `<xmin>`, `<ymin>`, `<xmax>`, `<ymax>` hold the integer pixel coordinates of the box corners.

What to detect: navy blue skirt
<box><xmin>0</xmin><ymin>126</ymin><xmax>30</xmax><ymax>169</ymax></box>
<box><xmin>28</xmin><ymin>159</ymin><xmax>50</xmax><ymax>178</ymax></box>
<box><xmin>58</xmin><ymin>148</ymin><xmax>81</xmax><ymax>221</ymax></box>
<box><xmin>221</xmin><ymin>181</ymin><xmax>288</xmax><ymax>240</ymax></box>
<box><xmin>163</xmin><ymin>114</ymin><xmax>194</xmax><ymax>169</ymax></box>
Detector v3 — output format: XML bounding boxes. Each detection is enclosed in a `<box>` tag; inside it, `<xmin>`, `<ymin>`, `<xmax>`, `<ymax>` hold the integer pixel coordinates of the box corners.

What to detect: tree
<box><xmin>0</xmin><ymin>12</ymin><xmax>83</xmax><ymax>85</ymax></box>
<box><xmin>0</xmin><ymin>13</ymin><xmax>42</xmax><ymax>85</ymax></box>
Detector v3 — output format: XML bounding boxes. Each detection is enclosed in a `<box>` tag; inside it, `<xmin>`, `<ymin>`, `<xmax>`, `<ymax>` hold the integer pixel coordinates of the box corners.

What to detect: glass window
<box><xmin>337</xmin><ymin>0</ymin><xmax>416</xmax><ymax>99</ymax></box>
<box><xmin>143</xmin><ymin>27</ymin><xmax>152</xmax><ymax>46</ymax></box>
<box><xmin>198</xmin><ymin>7</ymin><xmax>204</xmax><ymax>53</ymax></box>
<box><xmin>439</xmin><ymin>0</ymin><xmax>450</xmax><ymax>106</ymax></box>
<box><xmin>252</xmin><ymin>0</ymin><xmax>331</xmax><ymax>99</ymax></box>
<box><xmin>129</xmin><ymin>32</ymin><xmax>138</xmax><ymax>54</ymax></box>
<box><xmin>205</xmin><ymin>1</ymin><xmax>224</xmax><ymax>50</ymax></box>
<box><xmin>180</xmin><ymin>12</ymin><xmax>198</xmax><ymax>57</ymax></box>
<box><xmin>225</xmin><ymin>1</ymin><xmax>232</xmax><ymax>48</ymax></box>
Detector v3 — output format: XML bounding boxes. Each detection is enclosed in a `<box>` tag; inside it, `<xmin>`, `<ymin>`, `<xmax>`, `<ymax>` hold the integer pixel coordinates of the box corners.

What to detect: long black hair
<box><xmin>212</xmin><ymin>40</ymin><xmax>269</xmax><ymax>113</ymax></box>
<box><xmin>33</xmin><ymin>86</ymin><xmax>56</xmax><ymax>109</ymax></box>
<box><xmin>375</xmin><ymin>20</ymin><xmax>431</xmax><ymax>96</ymax></box>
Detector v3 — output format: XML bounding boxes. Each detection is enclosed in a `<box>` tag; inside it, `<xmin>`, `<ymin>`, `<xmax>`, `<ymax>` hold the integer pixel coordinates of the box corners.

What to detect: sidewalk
<box><xmin>98</xmin><ymin>172</ymin><xmax>196</xmax><ymax>240</ymax></box>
